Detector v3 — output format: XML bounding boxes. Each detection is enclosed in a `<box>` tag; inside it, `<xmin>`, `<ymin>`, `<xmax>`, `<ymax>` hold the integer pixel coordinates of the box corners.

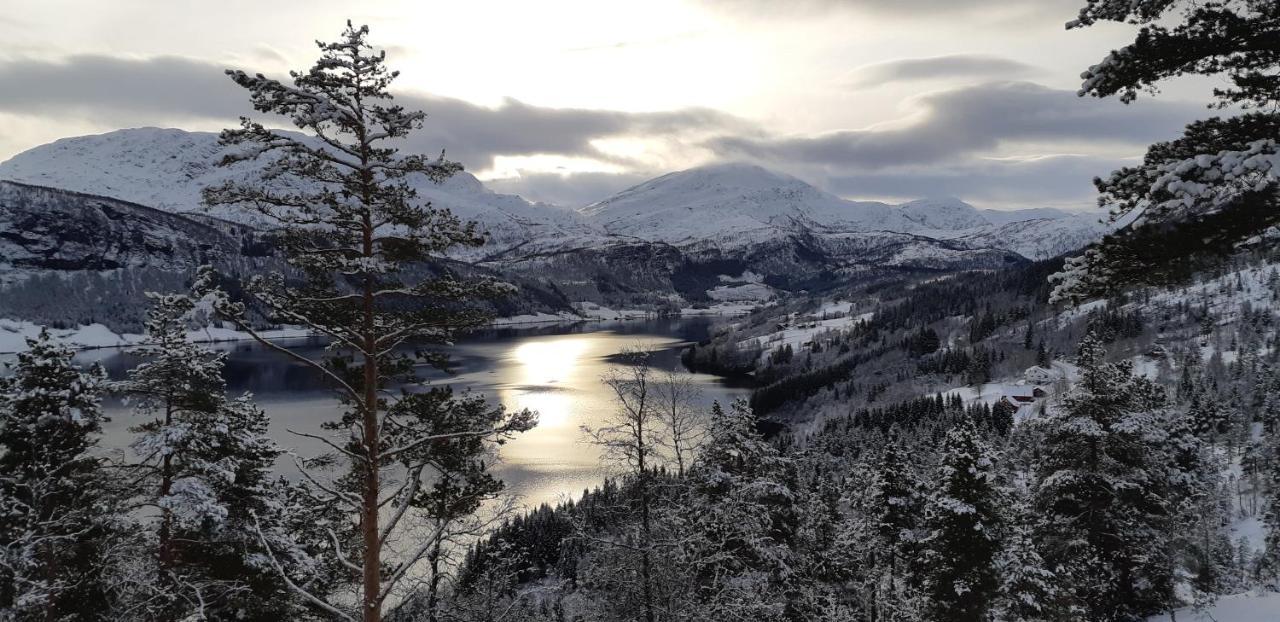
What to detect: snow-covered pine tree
<box><xmin>1032</xmin><ymin>334</ymin><xmax>1178</xmax><ymax>620</ymax></box>
<box><xmin>202</xmin><ymin>23</ymin><xmax>535</xmax><ymax>621</ymax></box>
<box><xmin>1051</xmin><ymin>0</ymin><xmax>1280</xmax><ymax>302</ymax></box>
<box><xmin>113</xmin><ymin>289</ymin><xmax>303</xmax><ymax>619</ymax></box>
<box><xmin>679</xmin><ymin>399</ymin><xmax>800</xmax><ymax>621</ymax></box>
<box><xmin>918</xmin><ymin>419</ymin><xmax>1002</xmax><ymax>622</ymax></box>
<box><xmin>1163</xmin><ymin>411</ymin><xmax>1234</xmax><ymax>603</ymax></box>
<box><xmin>995</xmin><ymin>494</ymin><xmax>1060</xmax><ymax>622</ymax></box>
<box><xmin>863</xmin><ymin>440</ymin><xmax>924</xmax><ymax>621</ymax></box>
<box><xmin>0</xmin><ymin>331</ymin><xmax>117</xmax><ymax>618</ymax></box>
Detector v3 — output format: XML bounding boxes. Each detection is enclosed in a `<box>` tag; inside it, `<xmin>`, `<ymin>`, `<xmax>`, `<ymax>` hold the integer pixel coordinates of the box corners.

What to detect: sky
<box><xmin>0</xmin><ymin>0</ymin><xmax>1222</xmax><ymax>209</ymax></box>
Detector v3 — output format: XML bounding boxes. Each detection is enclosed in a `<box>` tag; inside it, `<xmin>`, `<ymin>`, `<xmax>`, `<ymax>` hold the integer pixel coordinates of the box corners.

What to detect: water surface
<box><xmin>87</xmin><ymin>317</ymin><xmax>749</xmax><ymax>508</ymax></box>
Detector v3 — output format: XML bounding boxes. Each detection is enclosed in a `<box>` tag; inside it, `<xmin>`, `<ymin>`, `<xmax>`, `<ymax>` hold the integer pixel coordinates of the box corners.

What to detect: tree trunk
<box><xmin>158</xmin><ymin>397</ymin><xmax>175</xmax><ymax>574</ymax></box>
<box><xmin>360</xmin><ymin>166</ymin><xmax>382</xmax><ymax>622</ymax></box>
<box><xmin>426</xmin><ymin>537</ymin><xmax>442</xmax><ymax>622</ymax></box>
<box><xmin>362</xmin><ymin>347</ymin><xmax>380</xmax><ymax>622</ymax></box>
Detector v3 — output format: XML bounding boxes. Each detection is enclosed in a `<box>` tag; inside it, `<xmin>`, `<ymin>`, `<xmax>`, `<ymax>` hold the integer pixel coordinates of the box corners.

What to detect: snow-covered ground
<box><xmin>739</xmin><ymin>309</ymin><xmax>874</xmax><ymax>357</ymax></box>
<box><xmin>1146</xmin><ymin>591</ymin><xmax>1280</xmax><ymax>621</ymax></box>
<box><xmin>0</xmin><ymin>299</ymin><xmax>765</xmax><ymax>353</ymax></box>
<box><xmin>0</xmin><ymin>318</ymin><xmax>311</xmax><ymax>353</ymax></box>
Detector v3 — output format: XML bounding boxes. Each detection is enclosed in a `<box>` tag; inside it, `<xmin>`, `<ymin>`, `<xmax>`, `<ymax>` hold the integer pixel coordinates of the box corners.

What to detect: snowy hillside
<box><xmin>897</xmin><ymin>197</ymin><xmax>991</xmax><ymax>230</ymax></box>
<box><xmin>1</xmin><ymin>130</ymin><xmax>1106</xmax><ymax>262</ymax></box>
<box><xmin>941</xmin><ymin>214</ymin><xmax>1109</xmax><ymax>260</ymax></box>
<box><xmin>578</xmin><ymin>162</ymin><xmax>913</xmax><ymax>245</ymax></box>
<box><xmin>0</xmin><ymin>180</ymin><xmax>248</xmax><ymax>285</ymax></box>
<box><xmin>0</xmin><ymin>128</ymin><xmax>602</xmax><ymax>258</ymax></box>
<box><xmin>577</xmin><ymin>162</ymin><xmax>1105</xmax><ymax>257</ymax></box>
<box><xmin>980</xmin><ymin>206</ymin><xmax>1084</xmax><ymax>225</ymax></box>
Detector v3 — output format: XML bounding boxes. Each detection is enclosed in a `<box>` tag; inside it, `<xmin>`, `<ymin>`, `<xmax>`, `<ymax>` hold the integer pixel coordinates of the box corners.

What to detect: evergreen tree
<box><xmin>679</xmin><ymin>399</ymin><xmax>799</xmax><ymax>621</ymax></box>
<box><xmin>918</xmin><ymin>420</ymin><xmax>1001</xmax><ymax>622</ymax></box>
<box><xmin>114</xmin><ymin>290</ymin><xmax>302</xmax><ymax>619</ymax></box>
<box><xmin>863</xmin><ymin>441</ymin><xmax>923</xmax><ymax>620</ymax></box>
<box><xmin>1051</xmin><ymin>0</ymin><xmax>1280</xmax><ymax>302</ymax></box>
<box><xmin>0</xmin><ymin>331</ymin><xmax>117</xmax><ymax>619</ymax></box>
<box><xmin>995</xmin><ymin>495</ymin><xmax>1060</xmax><ymax>622</ymax></box>
<box><xmin>202</xmin><ymin>23</ymin><xmax>535</xmax><ymax>620</ymax></box>
<box><xmin>1032</xmin><ymin>335</ymin><xmax>1177</xmax><ymax>620</ymax></box>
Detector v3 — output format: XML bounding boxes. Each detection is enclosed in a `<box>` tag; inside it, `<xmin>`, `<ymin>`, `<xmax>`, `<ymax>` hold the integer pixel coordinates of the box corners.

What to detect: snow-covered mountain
<box><xmin>0</xmin><ymin>128</ymin><xmax>1113</xmax><ymax>317</ymax></box>
<box><xmin>0</xmin><ymin>130</ymin><xmax>1106</xmax><ymax>262</ymax></box>
<box><xmin>0</xmin><ymin>128</ymin><xmax>601</xmax><ymax>259</ymax></box>
<box><xmin>897</xmin><ymin>197</ymin><xmax>991</xmax><ymax>230</ymax></box>
<box><xmin>575</xmin><ymin>162</ymin><xmax>1107</xmax><ymax>258</ymax></box>
<box><xmin>579</xmin><ymin>163</ymin><xmax>914</xmax><ymax>245</ymax></box>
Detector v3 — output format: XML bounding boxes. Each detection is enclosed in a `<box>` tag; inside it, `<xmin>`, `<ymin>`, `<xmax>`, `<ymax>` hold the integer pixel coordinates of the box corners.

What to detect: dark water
<box><xmin>84</xmin><ymin>316</ymin><xmax>750</xmax><ymax>508</ymax></box>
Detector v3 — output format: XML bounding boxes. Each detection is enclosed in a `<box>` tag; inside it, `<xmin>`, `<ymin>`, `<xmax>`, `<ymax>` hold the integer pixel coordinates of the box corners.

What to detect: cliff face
<box><xmin>0</xmin><ymin>180</ymin><xmax>247</xmax><ymax>280</ymax></box>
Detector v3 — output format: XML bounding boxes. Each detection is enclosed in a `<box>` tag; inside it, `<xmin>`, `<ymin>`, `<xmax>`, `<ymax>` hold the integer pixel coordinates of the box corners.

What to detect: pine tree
<box><xmin>1051</xmin><ymin>1</ymin><xmax>1280</xmax><ymax>302</ymax></box>
<box><xmin>0</xmin><ymin>331</ymin><xmax>117</xmax><ymax>618</ymax></box>
<box><xmin>863</xmin><ymin>440</ymin><xmax>923</xmax><ymax>620</ymax></box>
<box><xmin>679</xmin><ymin>399</ymin><xmax>799</xmax><ymax>621</ymax></box>
<box><xmin>202</xmin><ymin>23</ymin><xmax>535</xmax><ymax>620</ymax></box>
<box><xmin>995</xmin><ymin>495</ymin><xmax>1060</xmax><ymax>622</ymax></box>
<box><xmin>1032</xmin><ymin>334</ymin><xmax>1177</xmax><ymax>620</ymax></box>
<box><xmin>114</xmin><ymin>290</ymin><xmax>301</xmax><ymax>619</ymax></box>
<box><xmin>1035</xmin><ymin>340</ymin><xmax>1050</xmax><ymax>369</ymax></box>
<box><xmin>918</xmin><ymin>420</ymin><xmax>1001</xmax><ymax>622</ymax></box>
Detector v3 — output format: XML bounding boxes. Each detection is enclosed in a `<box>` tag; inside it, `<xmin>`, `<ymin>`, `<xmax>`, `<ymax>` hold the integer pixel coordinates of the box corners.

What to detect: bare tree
<box><xmin>581</xmin><ymin>348</ymin><xmax>662</xmax><ymax>622</ymax></box>
<box><xmin>651</xmin><ymin>367</ymin><xmax>705</xmax><ymax>478</ymax></box>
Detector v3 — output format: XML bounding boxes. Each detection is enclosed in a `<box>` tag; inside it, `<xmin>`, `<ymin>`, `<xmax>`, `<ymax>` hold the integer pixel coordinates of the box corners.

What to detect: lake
<box><xmin>83</xmin><ymin>316</ymin><xmax>751</xmax><ymax>509</ymax></box>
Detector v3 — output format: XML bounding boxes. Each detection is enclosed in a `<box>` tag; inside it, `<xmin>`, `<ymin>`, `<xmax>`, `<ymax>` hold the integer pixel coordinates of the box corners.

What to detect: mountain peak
<box><xmin>897</xmin><ymin>196</ymin><xmax>990</xmax><ymax>230</ymax></box>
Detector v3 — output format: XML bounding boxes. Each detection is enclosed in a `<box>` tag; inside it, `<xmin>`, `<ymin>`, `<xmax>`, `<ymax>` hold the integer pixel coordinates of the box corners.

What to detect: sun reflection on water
<box><xmin>506</xmin><ymin>338</ymin><xmax>591</xmax><ymax>428</ymax></box>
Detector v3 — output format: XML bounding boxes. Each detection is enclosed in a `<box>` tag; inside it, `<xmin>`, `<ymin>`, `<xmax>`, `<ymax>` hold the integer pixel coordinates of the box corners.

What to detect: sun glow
<box><xmin>506</xmin><ymin>338</ymin><xmax>591</xmax><ymax>428</ymax></box>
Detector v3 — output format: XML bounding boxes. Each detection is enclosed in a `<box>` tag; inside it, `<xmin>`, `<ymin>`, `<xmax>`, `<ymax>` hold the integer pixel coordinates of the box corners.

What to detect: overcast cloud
<box><xmin>847</xmin><ymin>55</ymin><xmax>1038</xmax><ymax>87</ymax></box>
<box><xmin>0</xmin><ymin>0</ymin><xmax>1207</xmax><ymax>209</ymax></box>
<box><xmin>0</xmin><ymin>54</ymin><xmax>749</xmax><ymax>171</ymax></box>
<box><xmin>706</xmin><ymin>82</ymin><xmax>1198</xmax><ymax>170</ymax></box>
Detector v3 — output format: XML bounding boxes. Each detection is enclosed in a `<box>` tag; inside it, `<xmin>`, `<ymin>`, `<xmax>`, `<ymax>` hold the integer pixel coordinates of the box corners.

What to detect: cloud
<box><xmin>847</xmin><ymin>54</ymin><xmax>1037</xmax><ymax>88</ymax></box>
<box><xmin>400</xmin><ymin>96</ymin><xmax>746</xmax><ymax>171</ymax></box>
<box><xmin>0</xmin><ymin>53</ymin><xmax>750</xmax><ymax>171</ymax></box>
<box><xmin>706</xmin><ymin>81</ymin><xmax>1198</xmax><ymax>169</ymax></box>
<box><xmin>0</xmin><ymin>55</ymin><xmax>1201</xmax><ymax>209</ymax></box>
<box><xmin>818</xmin><ymin>154</ymin><xmax>1126</xmax><ymax>207</ymax></box>
<box><xmin>485</xmin><ymin>171</ymin><xmax>653</xmax><ymax>208</ymax></box>
<box><xmin>0</xmin><ymin>55</ymin><xmax>248</xmax><ymax>125</ymax></box>
<box><xmin>698</xmin><ymin>0</ymin><xmax>1081</xmax><ymax>20</ymax></box>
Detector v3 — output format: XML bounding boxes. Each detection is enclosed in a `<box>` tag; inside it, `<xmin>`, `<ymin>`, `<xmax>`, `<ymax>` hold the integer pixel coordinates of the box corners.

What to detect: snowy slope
<box><xmin>576</xmin><ymin>162</ymin><xmax>1104</xmax><ymax>256</ymax></box>
<box><xmin>0</xmin><ymin>128</ymin><xmax>602</xmax><ymax>258</ymax></box>
<box><xmin>940</xmin><ymin>215</ymin><xmax>1109</xmax><ymax>260</ymax></box>
<box><xmin>578</xmin><ymin>162</ymin><xmax>914</xmax><ymax>245</ymax></box>
<box><xmin>0</xmin><ymin>130</ymin><xmax>1105</xmax><ymax>262</ymax></box>
<box><xmin>980</xmin><ymin>206</ymin><xmax>1084</xmax><ymax>225</ymax></box>
<box><xmin>897</xmin><ymin>197</ymin><xmax>991</xmax><ymax>230</ymax></box>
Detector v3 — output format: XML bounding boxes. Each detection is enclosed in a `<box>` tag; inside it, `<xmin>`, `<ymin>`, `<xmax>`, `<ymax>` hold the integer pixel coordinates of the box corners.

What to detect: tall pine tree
<box><xmin>918</xmin><ymin>420</ymin><xmax>1002</xmax><ymax>622</ymax></box>
<box><xmin>1033</xmin><ymin>334</ymin><xmax>1177</xmax><ymax>620</ymax></box>
<box><xmin>202</xmin><ymin>23</ymin><xmax>534</xmax><ymax>620</ymax></box>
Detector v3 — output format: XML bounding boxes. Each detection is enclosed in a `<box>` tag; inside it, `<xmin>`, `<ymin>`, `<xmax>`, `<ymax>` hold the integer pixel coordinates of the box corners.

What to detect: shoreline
<box><xmin>0</xmin><ymin>301</ymin><xmax>761</xmax><ymax>354</ymax></box>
